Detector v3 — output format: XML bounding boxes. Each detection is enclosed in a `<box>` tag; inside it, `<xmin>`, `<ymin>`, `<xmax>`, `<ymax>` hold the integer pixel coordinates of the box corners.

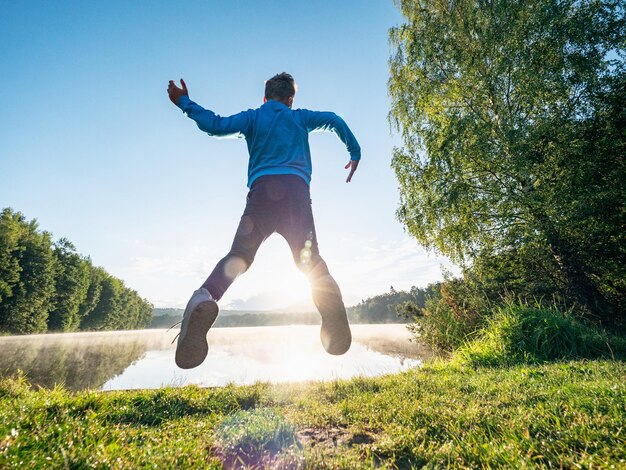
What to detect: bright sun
<box><xmin>269</xmin><ymin>268</ymin><xmax>312</xmax><ymax>305</ymax></box>
<box><xmin>221</xmin><ymin>236</ymin><xmax>315</xmax><ymax>310</ymax></box>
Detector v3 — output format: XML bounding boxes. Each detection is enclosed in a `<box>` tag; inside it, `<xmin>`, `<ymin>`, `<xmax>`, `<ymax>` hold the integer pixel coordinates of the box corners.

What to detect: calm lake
<box><xmin>0</xmin><ymin>324</ymin><xmax>431</xmax><ymax>391</ymax></box>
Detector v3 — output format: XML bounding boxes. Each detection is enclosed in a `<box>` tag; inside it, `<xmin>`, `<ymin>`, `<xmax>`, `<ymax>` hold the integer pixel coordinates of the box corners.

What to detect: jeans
<box><xmin>201</xmin><ymin>174</ymin><xmax>346</xmax><ymax>319</ymax></box>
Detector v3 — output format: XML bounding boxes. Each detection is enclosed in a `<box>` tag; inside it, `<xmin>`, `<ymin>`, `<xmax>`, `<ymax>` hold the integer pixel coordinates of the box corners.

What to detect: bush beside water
<box><xmin>404</xmin><ymin>281</ymin><xmax>626</xmax><ymax>366</ymax></box>
<box><xmin>453</xmin><ymin>305</ymin><xmax>626</xmax><ymax>367</ymax></box>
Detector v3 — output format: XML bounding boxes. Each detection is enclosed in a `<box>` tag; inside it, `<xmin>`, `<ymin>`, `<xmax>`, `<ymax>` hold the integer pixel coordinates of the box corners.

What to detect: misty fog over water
<box><xmin>0</xmin><ymin>325</ymin><xmax>431</xmax><ymax>391</ymax></box>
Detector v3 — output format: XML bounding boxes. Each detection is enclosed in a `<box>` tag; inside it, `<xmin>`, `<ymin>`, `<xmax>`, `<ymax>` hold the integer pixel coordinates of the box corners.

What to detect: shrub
<box><xmin>454</xmin><ymin>304</ymin><xmax>626</xmax><ymax>367</ymax></box>
<box><xmin>405</xmin><ymin>278</ymin><xmax>491</xmax><ymax>353</ymax></box>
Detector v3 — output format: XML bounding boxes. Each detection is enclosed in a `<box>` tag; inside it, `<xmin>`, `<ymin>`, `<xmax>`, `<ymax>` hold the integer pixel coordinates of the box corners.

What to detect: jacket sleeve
<box><xmin>301</xmin><ymin>110</ymin><xmax>361</xmax><ymax>160</ymax></box>
<box><xmin>177</xmin><ymin>96</ymin><xmax>251</xmax><ymax>138</ymax></box>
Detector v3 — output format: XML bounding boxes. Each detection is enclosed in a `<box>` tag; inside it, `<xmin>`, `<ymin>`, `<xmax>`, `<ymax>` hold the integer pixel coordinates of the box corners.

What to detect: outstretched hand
<box><xmin>167</xmin><ymin>79</ymin><xmax>188</xmax><ymax>106</ymax></box>
<box><xmin>345</xmin><ymin>160</ymin><xmax>359</xmax><ymax>183</ymax></box>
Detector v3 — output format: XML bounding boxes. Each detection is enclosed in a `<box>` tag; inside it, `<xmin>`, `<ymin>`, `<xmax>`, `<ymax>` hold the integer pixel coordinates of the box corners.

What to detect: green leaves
<box><xmin>0</xmin><ymin>209</ymin><xmax>56</xmax><ymax>334</ymax></box>
<box><xmin>47</xmin><ymin>239</ymin><xmax>90</xmax><ymax>332</ymax></box>
<box><xmin>389</xmin><ymin>0</ymin><xmax>626</xmax><ymax>326</ymax></box>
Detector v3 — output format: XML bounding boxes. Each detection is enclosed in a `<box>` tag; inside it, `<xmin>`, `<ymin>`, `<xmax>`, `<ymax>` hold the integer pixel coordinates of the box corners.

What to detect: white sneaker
<box><xmin>175</xmin><ymin>287</ymin><xmax>219</xmax><ymax>369</ymax></box>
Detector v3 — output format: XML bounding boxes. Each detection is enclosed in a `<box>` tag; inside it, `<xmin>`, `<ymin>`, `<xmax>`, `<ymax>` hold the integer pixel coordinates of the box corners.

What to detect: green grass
<box><xmin>1</xmin><ymin>360</ymin><xmax>625</xmax><ymax>468</ymax></box>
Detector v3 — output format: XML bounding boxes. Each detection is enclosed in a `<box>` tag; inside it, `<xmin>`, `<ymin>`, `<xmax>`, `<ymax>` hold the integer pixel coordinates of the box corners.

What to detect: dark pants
<box><xmin>202</xmin><ymin>175</ymin><xmax>346</xmax><ymax>318</ymax></box>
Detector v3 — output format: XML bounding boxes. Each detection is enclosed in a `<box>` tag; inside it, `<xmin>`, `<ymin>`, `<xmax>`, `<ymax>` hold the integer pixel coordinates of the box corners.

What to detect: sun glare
<box><xmin>222</xmin><ymin>236</ymin><xmax>315</xmax><ymax>310</ymax></box>
<box><xmin>276</xmin><ymin>269</ymin><xmax>311</xmax><ymax>301</ymax></box>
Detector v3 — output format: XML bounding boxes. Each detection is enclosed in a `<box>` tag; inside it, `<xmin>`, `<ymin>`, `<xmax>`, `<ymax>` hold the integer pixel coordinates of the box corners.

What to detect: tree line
<box><xmin>148</xmin><ymin>285</ymin><xmax>440</xmax><ymax>329</ymax></box>
<box><xmin>0</xmin><ymin>208</ymin><xmax>152</xmax><ymax>334</ymax></box>
<box><xmin>150</xmin><ymin>309</ymin><xmax>321</xmax><ymax>328</ymax></box>
<box><xmin>348</xmin><ymin>285</ymin><xmax>440</xmax><ymax>324</ymax></box>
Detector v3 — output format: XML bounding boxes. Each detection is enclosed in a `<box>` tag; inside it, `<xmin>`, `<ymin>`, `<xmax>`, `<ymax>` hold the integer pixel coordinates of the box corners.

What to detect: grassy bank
<box><xmin>1</xmin><ymin>360</ymin><xmax>624</xmax><ymax>468</ymax></box>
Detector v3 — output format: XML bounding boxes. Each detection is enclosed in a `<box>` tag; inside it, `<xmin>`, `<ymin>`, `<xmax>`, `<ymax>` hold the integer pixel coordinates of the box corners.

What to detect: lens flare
<box><xmin>224</xmin><ymin>256</ymin><xmax>248</xmax><ymax>280</ymax></box>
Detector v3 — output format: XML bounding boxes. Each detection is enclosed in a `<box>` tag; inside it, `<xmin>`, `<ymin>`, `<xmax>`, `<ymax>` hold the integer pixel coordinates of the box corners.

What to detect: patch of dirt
<box><xmin>210</xmin><ymin>444</ymin><xmax>304</xmax><ymax>470</ymax></box>
<box><xmin>296</xmin><ymin>427</ymin><xmax>349</xmax><ymax>449</ymax></box>
<box><xmin>212</xmin><ymin>427</ymin><xmax>379</xmax><ymax>468</ymax></box>
<box><xmin>347</xmin><ymin>432</ymin><xmax>375</xmax><ymax>446</ymax></box>
<box><xmin>297</xmin><ymin>427</ymin><xmax>377</xmax><ymax>449</ymax></box>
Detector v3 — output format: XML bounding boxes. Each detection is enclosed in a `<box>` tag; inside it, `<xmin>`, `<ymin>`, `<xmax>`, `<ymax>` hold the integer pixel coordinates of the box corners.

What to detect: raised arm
<box><xmin>301</xmin><ymin>110</ymin><xmax>361</xmax><ymax>182</ymax></box>
<box><xmin>167</xmin><ymin>79</ymin><xmax>251</xmax><ymax>138</ymax></box>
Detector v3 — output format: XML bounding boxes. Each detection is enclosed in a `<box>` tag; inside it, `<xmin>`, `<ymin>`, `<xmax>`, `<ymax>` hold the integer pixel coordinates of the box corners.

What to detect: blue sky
<box><xmin>0</xmin><ymin>1</ymin><xmax>459</xmax><ymax>309</ymax></box>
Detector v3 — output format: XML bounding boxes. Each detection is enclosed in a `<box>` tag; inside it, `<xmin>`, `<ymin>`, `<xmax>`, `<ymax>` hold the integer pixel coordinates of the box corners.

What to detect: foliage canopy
<box><xmin>389</xmin><ymin>0</ymin><xmax>626</xmax><ymax>327</ymax></box>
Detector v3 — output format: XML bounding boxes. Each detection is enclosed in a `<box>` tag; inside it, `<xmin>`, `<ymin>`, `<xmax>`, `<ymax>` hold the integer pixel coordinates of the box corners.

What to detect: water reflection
<box><xmin>0</xmin><ymin>325</ymin><xmax>431</xmax><ymax>391</ymax></box>
<box><xmin>0</xmin><ymin>331</ymin><xmax>157</xmax><ymax>390</ymax></box>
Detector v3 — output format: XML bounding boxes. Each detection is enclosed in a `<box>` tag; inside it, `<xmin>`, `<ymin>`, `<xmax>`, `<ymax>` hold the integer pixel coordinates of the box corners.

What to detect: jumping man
<box><xmin>167</xmin><ymin>72</ymin><xmax>361</xmax><ymax>369</ymax></box>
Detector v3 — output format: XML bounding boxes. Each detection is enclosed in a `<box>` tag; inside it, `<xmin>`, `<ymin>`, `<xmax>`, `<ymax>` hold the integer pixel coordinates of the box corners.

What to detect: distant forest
<box><xmin>150</xmin><ymin>284</ymin><xmax>440</xmax><ymax>328</ymax></box>
<box><xmin>349</xmin><ymin>284</ymin><xmax>440</xmax><ymax>324</ymax></box>
<box><xmin>0</xmin><ymin>208</ymin><xmax>153</xmax><ymax>334</ymax></box>
<box><xmin>150</xmin><ymin>309</ymin><xmax>322</xmax><ymax>329</ymax></box>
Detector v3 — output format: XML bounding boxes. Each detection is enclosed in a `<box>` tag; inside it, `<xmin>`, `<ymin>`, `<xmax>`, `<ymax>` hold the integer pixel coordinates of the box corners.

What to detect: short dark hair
<box><xmin>264</xmin><ymin>72</ymin><xmax>297</xmax><ymax>102</ymax></box>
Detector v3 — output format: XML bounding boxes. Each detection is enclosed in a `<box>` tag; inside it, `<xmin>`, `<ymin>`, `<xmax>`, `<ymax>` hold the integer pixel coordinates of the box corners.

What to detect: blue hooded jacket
<box><xmin>177</xmin><ymin>96</ymin><xmax>361</xmax><ymax>187</ymax></box>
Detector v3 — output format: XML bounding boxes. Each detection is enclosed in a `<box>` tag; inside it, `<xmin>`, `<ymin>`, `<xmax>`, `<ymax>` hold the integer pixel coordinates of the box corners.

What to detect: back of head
<box><xmin>265</xmin><ymin>72</ymin><xmax>297</xmax><ymax>104</ymax></box>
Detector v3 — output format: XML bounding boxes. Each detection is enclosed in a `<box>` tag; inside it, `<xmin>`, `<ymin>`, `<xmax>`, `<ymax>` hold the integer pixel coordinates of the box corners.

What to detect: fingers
<box><xmin>167</xmin><ymin>80</ymin><xmax>182</xmax><ymax>91</ymax></box>
<box><xmin>344</xmin><ymin>161</ymin><xmax>352</xmax><ymax>183</ymax></box>
<box><xmin>180</xmin><ymin>78</ymin><xmax>188</xmax><ymax>92</ymax></box>
<box><xmin>345</xmin><ymin>160</ymin><xmax>359</xmax><ymax>183</ymax></box>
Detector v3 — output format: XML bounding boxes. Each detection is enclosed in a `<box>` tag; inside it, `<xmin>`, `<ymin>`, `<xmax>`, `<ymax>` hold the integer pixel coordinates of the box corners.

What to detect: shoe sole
<box><xmin>175</xmin><ymin>300</ymin><xmax>219</xmax><ymax>369</ymax></box>
<box><xmin>320</xmin><ymin>314</ymin><xmax>352</xmax><ymax>355</ymax></box>
<box><xmin>313</xmin><ymin>278</ymin><xmax>352</xmax><ymax>355</ymax></box>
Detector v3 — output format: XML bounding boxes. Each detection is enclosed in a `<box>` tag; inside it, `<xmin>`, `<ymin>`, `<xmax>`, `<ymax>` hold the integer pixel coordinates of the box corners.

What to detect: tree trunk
<box><xmin>545</xmin><ymin>229</ymin><xmax>617</xmax><ymax>329</ymax></box>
